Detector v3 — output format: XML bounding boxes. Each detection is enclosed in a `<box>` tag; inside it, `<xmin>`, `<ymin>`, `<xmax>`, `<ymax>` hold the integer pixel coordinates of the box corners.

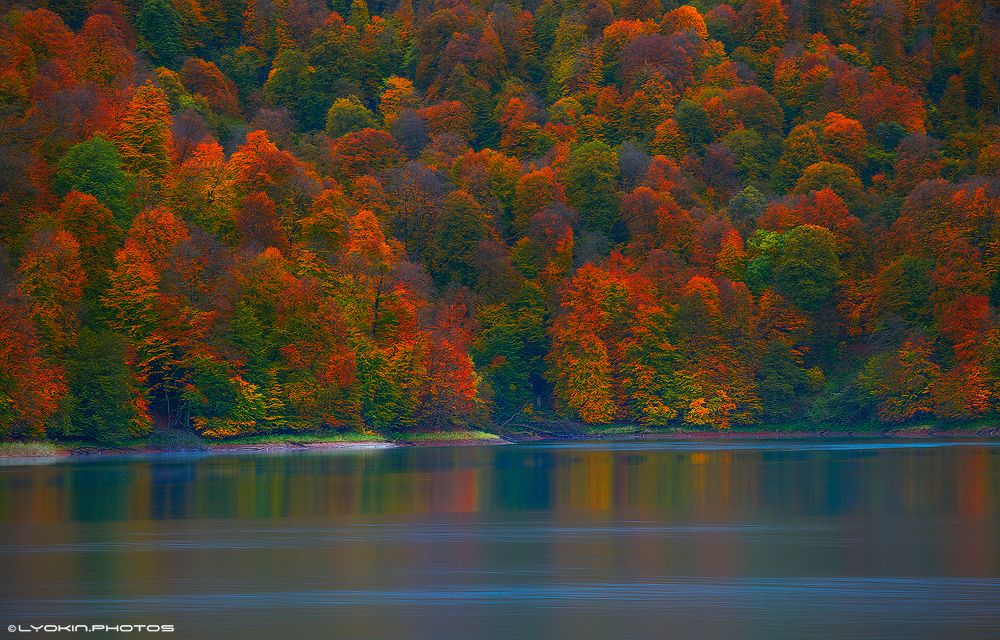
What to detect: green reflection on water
<box><xmin>2</xmin><ymin>441</ymin><xmax>999</xmax><ymax>523</ymax></box>
<box><xmin>2</xmin><ymin>441</ymin><xmax>1000</xmax><ymax>640</ymax></box>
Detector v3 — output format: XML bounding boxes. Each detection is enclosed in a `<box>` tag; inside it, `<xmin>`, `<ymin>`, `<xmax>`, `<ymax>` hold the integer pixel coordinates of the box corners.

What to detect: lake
<box><xmin>1</xmin><ymin>439</ymin><xmax>999</xmax><ymax>639</ymax></box>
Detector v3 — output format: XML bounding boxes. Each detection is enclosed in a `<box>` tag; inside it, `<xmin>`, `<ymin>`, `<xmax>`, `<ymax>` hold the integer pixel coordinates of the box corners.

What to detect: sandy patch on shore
<box><xmin>204</xmin><ymin>441</ymin><xmax>398</xmax><ymax>452</ymax></box>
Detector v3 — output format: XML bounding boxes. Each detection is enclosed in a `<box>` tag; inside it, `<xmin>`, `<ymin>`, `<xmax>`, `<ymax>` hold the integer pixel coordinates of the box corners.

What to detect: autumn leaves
<box><xmin>4</xmin><ymin>0</ymin><xmax>1000</xmax><ymax>443</ymax></box>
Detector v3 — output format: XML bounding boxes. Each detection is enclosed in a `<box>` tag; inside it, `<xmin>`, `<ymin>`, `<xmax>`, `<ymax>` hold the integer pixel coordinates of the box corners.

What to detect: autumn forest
<box><xmin>2</xmin><ymin>0</ymin><xmax>1000</xmax><ymax>443</ymax></box>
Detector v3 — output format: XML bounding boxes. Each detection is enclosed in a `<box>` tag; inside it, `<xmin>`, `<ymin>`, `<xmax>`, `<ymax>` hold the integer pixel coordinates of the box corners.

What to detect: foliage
<box><xmin>775</xmin><ymin>224</ymin><xmax>840</xmax><ymax>311</ymax></box>
<box><xmin>4</xmin><ymin>0</ymin><xmax>1000</xmax><ymax>442</ymax></box>
<box><xmin>326</xmin><ymin>95</ymin><xmax>377</xmax><ymax>138</ymax></box>
<box><xmin>66</xmin><ymin>328</ymin><xmax>151</xmax><ymax>443</ymax></box>
<box><xmin>52</xmin><ymin>138</ymin><xmax>136</xmax><ymax>226</ymax></box>
<box><xmin>564</xmin><ymin>140</ymin><xmax>621</xmax><ymax>238</ymax></box>
<box><xmin>135</xmin><ymin>0</ymin><xmax>182</xmax><ymax>65</ymax></box>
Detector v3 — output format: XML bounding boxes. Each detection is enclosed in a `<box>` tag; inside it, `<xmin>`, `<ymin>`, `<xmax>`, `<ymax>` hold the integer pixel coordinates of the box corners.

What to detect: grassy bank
<box><xmin>0</xmin><ymin>441</ymin><xmax>66</xmax><ymax>457</ymax></box>
<box><xmin>0</xmin><ymin>428</ymin><xmax>502</xmax><ymax>458</ymax></box>
<box><xmin>391</xmin><ymin>430</ymin><xmax>504</xmax><ymax>444</ymax></box>
<box><xmin>0</xmin><ymin>428</ymin><xmax>391</xmax><ymax>457</ymax></box>
<box><xmin>204</xmin><ymin>432</ymin><xmax>388</xmax><ymax>446</ymax></box>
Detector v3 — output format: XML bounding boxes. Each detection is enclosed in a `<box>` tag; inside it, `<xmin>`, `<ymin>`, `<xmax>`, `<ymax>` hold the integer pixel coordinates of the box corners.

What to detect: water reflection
<box><xmin>1</xmin><ymin>440</ymin><xmax>999</xmax><ymax>639</ymax></box>
<box><xmin>2</xmin><ymin>440</ymin><xmax>999</xmax><ymax>522</ymax></box>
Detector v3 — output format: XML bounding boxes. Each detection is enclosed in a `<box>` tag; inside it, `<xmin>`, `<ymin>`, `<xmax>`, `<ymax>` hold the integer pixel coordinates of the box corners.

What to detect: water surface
<box><xmin>1</xmin><ymin>439</ymin><xmax>999</xmax><ymax>639</ymax></box>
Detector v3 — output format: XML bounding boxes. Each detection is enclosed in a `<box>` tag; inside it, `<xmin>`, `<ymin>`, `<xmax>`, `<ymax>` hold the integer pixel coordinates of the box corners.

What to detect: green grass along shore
<box><xmin>0</xmin><ymin>428</ymin><xmax>505</xmax><ymax>458</ymax></box>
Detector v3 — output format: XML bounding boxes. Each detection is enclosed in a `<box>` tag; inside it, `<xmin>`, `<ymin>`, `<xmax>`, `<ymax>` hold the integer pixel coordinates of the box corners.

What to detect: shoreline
<box><xmin>577</xmin><ymin>428</ymin><xmax>1000</xmax><ymax>440</ymax></box>
<box><xmin>1</xmin><ymin>426</ymin><xmax>998</xmax><ymax>461</ymax></box>
<box><xmin>0</xmin><ymin>433</ymin><xmax>514</xmax><ymax>461</ymax></box>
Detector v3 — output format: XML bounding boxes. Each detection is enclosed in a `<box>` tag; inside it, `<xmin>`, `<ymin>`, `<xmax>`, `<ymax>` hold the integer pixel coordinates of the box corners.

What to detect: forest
<box><xmin>1</xmin><ymin>0</ymin><xmax>1000</xmax><ymax>442</ymax></box>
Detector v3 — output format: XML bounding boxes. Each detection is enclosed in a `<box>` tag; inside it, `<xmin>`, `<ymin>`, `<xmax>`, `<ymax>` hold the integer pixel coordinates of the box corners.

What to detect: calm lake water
<box><xmin>1</xmin><ymin>439</ymin><xmax>999</xmax><ymax>639</ymax></box>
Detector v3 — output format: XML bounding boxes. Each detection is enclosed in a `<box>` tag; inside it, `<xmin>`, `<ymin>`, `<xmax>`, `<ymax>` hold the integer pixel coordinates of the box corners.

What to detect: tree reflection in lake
<box><xmin>1</xmin><ymin>440</ymin><xmax>998</xmax><ymax>639</ymax></box>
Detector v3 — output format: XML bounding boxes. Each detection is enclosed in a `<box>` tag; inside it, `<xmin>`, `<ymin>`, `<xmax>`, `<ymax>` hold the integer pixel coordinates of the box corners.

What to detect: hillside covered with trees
<box><xmin>2</xmin><ymin>0</ymin><xmax>1000</xmax><ymax>441</ymax></box>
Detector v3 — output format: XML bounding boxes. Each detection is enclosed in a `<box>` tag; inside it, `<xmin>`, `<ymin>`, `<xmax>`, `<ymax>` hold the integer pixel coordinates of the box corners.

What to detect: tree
<box><xmin>892</xmin><ymin>135</ymin><xmax>942</xmax><ymax>194</ymax></box>
<box><xmin>619</xmin><ymin>33</ymin><xmax>696</xmax><ymax>96</ymax></box>
<box><xmin>776</xmin><ymin>121</ymin><xmax>826</xmax><ymax>191</ymax></box>
<box><xmin>57</xmin><ymin>191</ymin><xmax>123</xmax><ymax>287</ymax></box>
<box><xmin>264</xmin><ymin>48</ymin><xmax>325</xmax><ymax>130</ymax></box>
<box><xmin>547</xmin><ymin>260</ymin><xmax>690</xmax><ymax>424</ymax></box>
<box><xmin>623</xmin><ymin>0</ymin><xmax>663</xmax><ymax>21</ymax></box>
<box><xmin>728</xmin><ymin>185</ymin><xmax>766</xmax><ymax>236</ymax></box>
<box><xmin>184</xmin><ymin>354</ymin><xmax>278</xmax><ymax>437</ymax></box>
<box><xmin>329</xmin><ymin>128</ymin><xmax>403</xmax><ymax>181</ymax></box>
<box><xmin>17</xmin><ymin>227</ymin><xmax>85</xmax><ymax>357</ymax></box>
<box><xmin>546</xmin><ymin>265</ymin><xmax>622</xmax><ymax>423</ymax></box>
<box><xmin>227</xmin><ymin>129</ymin><xmax>311</xmax><ymax>226</ymax></box>
<box><xmin>67</xmin><ymin>328</ymin><xmax>152</xmax><ymax>442</ymax></box>
<box><xmin>858</xmin><ymin>336</ymin><xmax>939</xmax><ymax>423</ymax></box>
<box><xmin>715</xmin><ymin>228</ymin><xmax>747</xmax><ymax>280</ymax></box>
<box><xmin>675</xmin><ymin>99</ymin><xmax>713</xmax><ymax>148</ymax></box>
<box><xmin>357</xmin><ymin>13</ymin><xmax>406</xmax><ymax>95</ymax></box>
<box><xmin>102</xmin><ymin>243</ymin><xmax>163</xmax><ymax>343</ymax></box>
<box><xmin>167</xmin><ymin>138</ymin><xmax>232</xmax><ymax>237</ymax></box>
<box><xmin>651</xmin><ymin>119</ymin><xmax>688</xmax><ymax>161</ymax></box>
<box><xmin>756</xmin><ymin>339</ymin><xmax>806</xmax><ymax>420</ymax></box>
<box><xmin>0</xmin><ymin>268</ymin><xmax>66</xmax><ymax>439</ymax></box>
<box><xmin>453</xmin><ymin>148</ymin><xmax>519</xmax><ymax>232</ymax></box>
<box><xmin>325</xmin><ymin>95</ymin><xmax>377</xmax><ymax>138</ymax></box>
<box><xmin>171</xmin><ymin>109</ymin><xmax>213</xmax><ymax>164</ymax></box>
<box><xmin>74</xmin><ymin>12</ymin><xmax>134</xmax><ymax>86</ymax></box>
<box><xmin>775</xmin><ymin>224</ymin><xmax>840</xmax><ymax>310</ymax></box>
<box><xmin>432</xmin><ymin>191</ymin><xmax>486</xmax><ymax>288</ymax></box>
<box><xmin>417</xmin><ymin>101</ymin><xmax>473</xmax><ymax>140</ymax></box>
<box><xmin>172</xmin><ymin>0</ymin><xmax>208</xmax><ymax>54</ymax></box>
<box><xmin>548</xmin><ymin>324</ymin><xmax>617</xmax><ymax>422</ymax></box>
<box><xmin>4</xmin><ymin>7</ymin><xmax>75</xmax><ymax>69</ymax></box>
<box><xmin>384</xmin><ymin>161</ymin><xmax>445</xmax><ymax>263</ymax></box>
<box><xmin>378</xmin><ymin>76</ymin><xmax>421</xmax><ymax>123</ymax></box>
<box><xmin>512</xmin><ymin>167</ymin><xmax>566</xmax><ymax>238</ymax></box>
<box><xmin>935</xmin><ymin>75</ymin><xmax>969</xmax><ymax>134</ymax></box>
<box><xmin>728</xmin><ymin>86</ymin><xmax>784</xmax><ymax>136</ymax></box>
<box><xmin>415</xmin><ymin>287</ymin><xmax>481</xmax><ymax>429</ymax></box>
<box><xmin>722</xmin><ymin>128</ymin><xmax>776</xmax><ymax>184</ymax></box>
<box><xmin>661</xmin><ymin>6</ymin><xmax>708</xmax><ymax>37</ymax></box>
<box><xmin>564</xmin><ymin>140</ymin><xmax>621</xmax><ymax>238</ymax></box>
<box><xmin>350</xmin><ymin>332</ymin><xmax>414</xmax><ymax>431</ymax></box>
<box><xmin>306</xmin><ymin>12</ymin><xmax>363</xmax><ymax>102</ymax></box>
<box><xmin>735</xmin><ymin>0</ymin><xmax>787</xmax><ymax>52</ymax></box>
<box><xmin>674</xmin><ymin>275</ymin><xmax>745</xmax><ymax>429</ymax></box>
<box><xmin>474</xmin><ymin>282</ymin><xmax>549</xmax><ymax>418</ymax></box>
<box><xmin>872</xmin><ymin>254</ymin><xmax>934</xmax><ymax>329</ymax></box>
<box><xmin>45</xmin><ymin>0</ymin><xmax>90</xmax><ymax>29</ymax></box>
<box><xmin>236</xmin><ymin>191</ymin><xmax>288</xmax><ymax>252</ymax></box>
<box><xmin>857</xmin><ymin>82</ymin><xmax>926</xmax><ymax>134</ymax></box>
<box><xmin>135</xmin><ymin>0</ymin><xmax>183</xmax><ymax>65</ymax></box>
<box><xmin>822</xmin><ymin>112</ymin><xmax>867</xmax><ymax>173</ymax></box>
<box><xmin>114</xmin><ymin>83</ymin><xmax>174</xmax><ymax>186</ymax></box>
<box><xmin>24</xmin><ymin>69</ymin><xmax>114</xmax><ymax>165</ymax></box>
<box><xmin>52</xmin><ymin>137</ymin><xmax>136</xmax><ymax>226</ymax></box>
<box><xmin>337</xmin><ymin>208</ymin><xmax>402</xmax><ymax>335</ymax></box>
<box><xmin>792</xmin><ymin>161</ymin><xmax>866</xmax><ymax>213</ymax></box>
<box><xmin>179</xmin><ymin>58</ymin><xmax>241</xmax><ymax>118</ymax></box>
<box><xmin>388</xmin><ymin>109</ymin><xmax>428</xmax><ymax>159</ymax></box>
<box><xmin>496</xmin><ymin>97</ymin><xmax>552</xmax><ymax>158</ymax></box>
<box><xmin>219</xmin><ymin>45</ymin><xmax>268</xmax><ymax>105</ymax></box>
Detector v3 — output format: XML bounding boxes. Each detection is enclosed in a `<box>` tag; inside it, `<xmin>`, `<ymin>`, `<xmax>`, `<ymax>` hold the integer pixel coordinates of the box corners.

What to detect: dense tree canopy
<box><xmin>3</xmin><ymin>0</ymin><xmax>1000</xmax><ymax>442</ymax></box>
